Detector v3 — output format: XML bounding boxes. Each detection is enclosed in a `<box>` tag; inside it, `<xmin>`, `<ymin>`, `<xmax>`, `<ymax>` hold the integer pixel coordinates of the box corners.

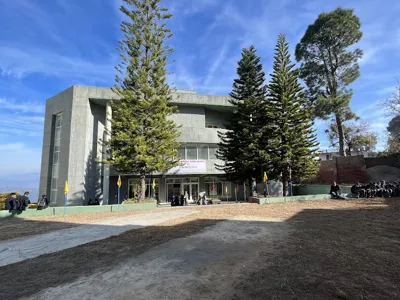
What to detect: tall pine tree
<box><xmin>217</xmin><ymin>46</ymin><xmax>272</xmax><ymax>195</ymax></box>
<box><xmin>269</xmin><ymin>34</ymin><xmax>319</xmax><ymax>195</ymax></box>
<box><xmin>102</xmin><ymin>0</ymin><xmax>180</xmax><ymax>202</ymax></box>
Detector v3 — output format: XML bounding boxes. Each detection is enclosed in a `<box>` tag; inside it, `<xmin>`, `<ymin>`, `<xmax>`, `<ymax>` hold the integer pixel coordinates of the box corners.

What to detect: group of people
<box><xmin>5</xmin><ymin>192</ymin><xmax>49</xmax><ymax>212</ymax></box>
<box><xmin>329</xmin><ymin>180</ymin><xmax>400</xmax><ymax>199</ymax></box>
<box><xmin>5</xmin><ymin>192</ymin><xmax>31</xmax><ymax>212</ymax></box>
<box><xmin>87</xmin><ymin>199</ymin><xmax>101</xmax><ymax>205</ymax></box>
<box><xmin>350</xmin><ymin>180</ymin><xmax>400</xmax><ymax>198</ymax></box>
<box><xmin>170</xmin><ymin>191</ymin><xmax>189</xmax><ymax>206</ymax></box>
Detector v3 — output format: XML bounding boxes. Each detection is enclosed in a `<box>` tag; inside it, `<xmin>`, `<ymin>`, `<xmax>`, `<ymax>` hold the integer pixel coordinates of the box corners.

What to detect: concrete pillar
<box><xmin>102</xmin><ymin>101</ymin><xmax>112</xmax><ymax>205</ymax></box>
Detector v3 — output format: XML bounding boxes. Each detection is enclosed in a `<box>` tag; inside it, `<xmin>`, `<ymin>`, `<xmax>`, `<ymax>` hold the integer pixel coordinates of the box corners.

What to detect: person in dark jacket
<box><xmin>330</xmin><ymin>182</ymin><xmax>345</xmax><ymax>199</ymax></box>
<box><xmin>37</xmin><ymin>195</ymin><xmax>49</xmax><ymax>210</ymax></box>
<box><xmin>351</xmin><ymin>182</ymin><xmax>365</xmax><ymax>198</ymax></box>
<box><xmin>5</xmin><ymin>193</ymin><xmax>18</xmax><ymax>212</ymax></box>
<box><xmin>16</xmin><ymin>191</ymin><xmax>30</xmax><ymax>211</ymax></box>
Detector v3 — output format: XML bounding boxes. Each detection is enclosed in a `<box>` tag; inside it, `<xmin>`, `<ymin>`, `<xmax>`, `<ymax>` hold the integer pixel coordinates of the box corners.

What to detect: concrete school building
<box><xmin>39</xmin><ymin>86</ymin><xmax>281</xmax><ymax>206</ymax></box>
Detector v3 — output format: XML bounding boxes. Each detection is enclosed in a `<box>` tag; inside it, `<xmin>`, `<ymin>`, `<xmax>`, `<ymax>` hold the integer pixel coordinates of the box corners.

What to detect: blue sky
<box><xmin>0</xmin><ymin>0</ymin><xmax>399</xmax><ymax>181</ymax></box>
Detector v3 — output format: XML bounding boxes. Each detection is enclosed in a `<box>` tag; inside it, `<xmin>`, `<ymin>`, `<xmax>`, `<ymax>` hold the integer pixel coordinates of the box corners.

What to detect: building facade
<box><xmin>40</xmin><ymin>85</ymin><xmax>267</xmax><ymax>206</ymax></box>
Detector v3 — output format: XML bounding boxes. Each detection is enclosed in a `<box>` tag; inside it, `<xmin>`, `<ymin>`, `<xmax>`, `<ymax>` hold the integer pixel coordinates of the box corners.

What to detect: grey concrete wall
<box><xmin>39</xmin><ymin>87</ymin><xmax>74</xmax><ymax>206</ymax></box>
<box><xmin>66</xmin><ymin>86</ymin><xmax>90</xmax><ymax>206</ymax></box>
<box><xmin>40</xmin><ymin>85</ymin><xmax>237</xmax><ymax>206</ymax></box>
<box><xmin>169</xmin><ymin>105</ymin><xmax>205</xmax><ymax>128</ymax></box>
<box><xmin>81</xmin><ymin>101</ymin><xmax>106</xmax><ymax>204</ymax></box>
<box><xmin>177</xmin><ymin>128</ymin><xmax>228</xmax><ymax>144</ymax></box>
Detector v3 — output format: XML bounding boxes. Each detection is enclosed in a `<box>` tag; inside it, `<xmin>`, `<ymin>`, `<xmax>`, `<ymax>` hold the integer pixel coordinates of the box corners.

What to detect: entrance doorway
<box><xmin>166</xmin><ymin>178</ymin><xmax>199</xmax><ymax>202</ymax></box>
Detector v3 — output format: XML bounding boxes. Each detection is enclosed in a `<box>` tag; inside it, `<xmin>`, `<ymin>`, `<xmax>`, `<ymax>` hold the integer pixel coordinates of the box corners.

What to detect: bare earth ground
<box><xmin>1</xmin><ymin>199</ymin><xmax>400</xmax><ymax>299</ymax></box>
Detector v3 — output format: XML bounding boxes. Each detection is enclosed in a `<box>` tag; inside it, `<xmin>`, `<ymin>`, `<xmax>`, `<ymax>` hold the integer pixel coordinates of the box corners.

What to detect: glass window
<box><xmin>209</xmin><ymin>145</ymin><xmax>218</xmax><ymax>159</ymax></box>
<box><xmin>190</xmin><ymin>178</ymin><xmax>199</xmax><ymax>182</ymax></box>
<box><xmin>53</xmin><ymin>152</ymin><xmax>59</xmax><ymax>164</ymax></box>
<box><xmin>54</xmin><ymin>139</ymin><xmax>60</xmax><ymax>152</ymax></box>
<box><xmin>178</xmin><ymin>147</ymin><xmax>185</xmax><ymax>159</ymax></box>
<box><xmin>51</xmin><ymin>178</ymin><xmax>58</xmax><ymax>190</ymax></box>
<box><xmin>52</xmin><ymin>165</ymin><xmax>59</xmax><ymax>178</ymax></box>
<box><xmin>205</xmin><ymin>177</ymin><xmax>222</xmax><ymax>183</ymax></box>
<box><xmin>51</xmin><ymin>113</ymin><xmax>62</xmax><ymax>203</ymax></box>
<box><xmin>50</xmin><ymin>190</ymin><xmax>57</xmax><ymax>204</ymax></box>
<box><xmin>186</xmin><ymin>145</ymin><xmax>197</xmax><ymax>159</ymax></box>
<box><xmin>56</xmin><ymin>114</ymin><xmax>62</xmax><ymax>127</ymax></box>
<box><xmin>145</xmin><ymin>178</ymin><xmax>160</xmax><ymax>199</ymax></box>
<box><xmin>55</xmin><ymin>127</ymin><xmax>61</xmax><ymax>139</ymax></box>
<box><xmin>198</xmin><ymin>144</ymin><xmax>208</xmax><ymax>159</ymax></box>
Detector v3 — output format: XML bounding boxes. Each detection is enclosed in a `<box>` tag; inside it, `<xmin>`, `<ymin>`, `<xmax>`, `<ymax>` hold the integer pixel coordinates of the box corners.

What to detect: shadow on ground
<box><xmin>0</xmin><ymin>199</ymin><xmax>399</xmax><ymax>299</ymax></box>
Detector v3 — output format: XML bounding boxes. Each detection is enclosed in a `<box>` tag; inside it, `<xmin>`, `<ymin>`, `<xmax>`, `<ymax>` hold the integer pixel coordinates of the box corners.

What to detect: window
<box><xmin>198</xmin><ymin>144</ymin><xmax>208</xmax><ymax>159</ymax></box>
<box><xmin>177</xmin><ymin>147</ymin><xmax>185</xmax><ymax>159</ymax></box>
<box><xmin>128</xmin><ymin>178</ymin><xmax>160</xmax><ymax>200</ymax></box>
<box><xmin>204</xmin><ymin>177</ymin><xmax>231</xmax><ymax>198</ymax></box>
<box><xmin>206</xmin><ymin>123</ymin><xmax>219</xmax><ymax>128</ymax></box>
<box><xmin>209</xmin><ymin>145</ymin><xmax>218</xmax><ymax>159</ymax></box>
<box><xmin>186</xmin><ymin>145</ymin><xmax>197</xmax><ymax>159</ymax></box>
<box><xmin>50</xmin><ymin>113</ymin><xmax>62</xmax><ymax>204</ymax></box>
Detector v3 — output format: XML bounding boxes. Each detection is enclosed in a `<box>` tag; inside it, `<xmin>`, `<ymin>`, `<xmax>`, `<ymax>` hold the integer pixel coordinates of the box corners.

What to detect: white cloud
<box><xmin>203</xmin><ymin>41</ymin><xmax>231</xmax><ymax>87</ymax></box>
<box><xmin>0</xmin><ymin>115</ymin><xmax>44</xmax><ymax>137</ymax></box>
<box><xmin>0</xmin><ymin>98</ymin><xmax>44</xmax><ymax>113</ymax></box>
<box><xmin>0</xmin><ymin>143</ymin><xmax>42</xmax><ymax>174</ymax></box>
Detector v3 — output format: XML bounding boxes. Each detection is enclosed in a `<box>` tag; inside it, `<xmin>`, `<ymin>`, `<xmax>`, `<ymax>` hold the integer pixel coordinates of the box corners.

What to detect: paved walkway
<box><xmin>0</xmin><ymin>210</ymin><xmax>195</xmax><ymax>267</ymax></box>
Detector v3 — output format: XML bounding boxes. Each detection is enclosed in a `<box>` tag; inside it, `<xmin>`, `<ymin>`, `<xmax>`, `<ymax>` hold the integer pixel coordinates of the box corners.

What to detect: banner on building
<box><xmin>168</xmin><ymin>160</ymin><xmax>207</xmax><ymax>174</ymax></box>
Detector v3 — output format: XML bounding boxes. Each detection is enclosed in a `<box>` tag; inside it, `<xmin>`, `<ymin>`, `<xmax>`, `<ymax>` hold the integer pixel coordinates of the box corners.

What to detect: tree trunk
<box><xmin>335</xmin><ymin>113</ymin><xmax>345</xmax><ymax>156</ymax></box>
<box><xmin>282</xmin><ymin>168</ymin><xmax>289</xmax><ymax>196</ymax></box>
<box><xmin>251</xmin><ymin>177</ymin><xmax>257</xmax><ymax>197</ymax></box>
<box><xmin>139</xmin><ymin>173</ymin><xmax>146</xmax><ymax>202</ymax></box>
<box><xmin>282</xmin><ymin>176</ymin><xmax>288</xmax><ymax>197</ymax></box>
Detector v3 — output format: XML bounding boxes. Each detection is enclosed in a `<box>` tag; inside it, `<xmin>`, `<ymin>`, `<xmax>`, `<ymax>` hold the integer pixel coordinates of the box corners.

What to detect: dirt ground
<box><xmin>1</xmin><ymin>199</ymin><xmax>400</xmax><ymax>299</ymax></box>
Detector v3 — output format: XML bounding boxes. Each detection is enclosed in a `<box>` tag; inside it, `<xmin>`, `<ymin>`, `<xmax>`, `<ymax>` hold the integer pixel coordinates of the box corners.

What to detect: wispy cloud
<box><xmin>0</xmin><ymin>45</ymin><xmax>115</xmax><ymax>83</ymax></box>
<box><xmin>203</xmin><ymin>41</ymin><xmax>231</xmax><ymax>88</ymax></box>
<box><xmin>0</xmin><ymin>111</ymin><xmax>44</xmax><ymax>139</ymax></box>
<box><xmin>0</xmin><ymin>98</ymin><xmax>45</xmax><ymax>113</ymax></box>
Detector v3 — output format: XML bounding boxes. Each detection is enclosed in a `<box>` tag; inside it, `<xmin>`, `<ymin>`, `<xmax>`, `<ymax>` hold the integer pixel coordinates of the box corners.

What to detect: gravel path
<box><xmin>0</xmin><ymin>210</ymin><xmax>195</xmax><ymax>267</ymax></box>
<box><xmin>21</xmin><ymin>217</ymin><xmax>290</xmax><ymax>300</ymax></box>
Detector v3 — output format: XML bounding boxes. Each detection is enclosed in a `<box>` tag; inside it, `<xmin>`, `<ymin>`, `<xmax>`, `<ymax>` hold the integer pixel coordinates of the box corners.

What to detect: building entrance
<box><xmin>166</xmin><ymin>177</ymin><xmax>199</xmax><ymax>202</ymax></box>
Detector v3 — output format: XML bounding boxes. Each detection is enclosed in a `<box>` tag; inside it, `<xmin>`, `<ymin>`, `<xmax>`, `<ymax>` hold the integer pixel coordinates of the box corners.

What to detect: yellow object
<box><xmin>28</xmin><ymin>203</ymin><xmax>37</xmax><ymax>209</ymax></box>
<box><xmin>263</xmin><ymin>172</ymin><xmax>268</xmax><ymax>183</ymax></box>
<box><xmin>152</xmin><ymin>179</ymin><xmax>156</xmax><ymax>189</ymax></box>
<box><xmin>225</xmin><ymin>185</ymin><xmax>228</xmax><ymax>193</ymax></box>
<box><xmin>64</xmin><ymin>181</ymin><xmax>69</xmax><ymax>194</ymax></box>
<box><xmin>117</xmin><ymin>175</ymin><xmax>122</xmax><ymax>187</ymax></box>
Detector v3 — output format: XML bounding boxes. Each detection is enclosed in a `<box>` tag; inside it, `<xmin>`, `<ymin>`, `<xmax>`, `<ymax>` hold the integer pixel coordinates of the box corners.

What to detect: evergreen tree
<box><xmin>102</xmin><ymin>0</ymin><xmax>180</xmax><ymax>202</ymax></box>
<box><xmin>269</xmin><ymin>34</ymin><xmax>319</xmax><ymax>195</ymax></box>
<box><xmin>217</xmin><ymin>46</ymin><xmax>272</xmax><ymax>194</ymax></box>
<box><xmin>295</xmin><ymin>8</ymin><xmax>363</xmax><ymax>156</ymax></box>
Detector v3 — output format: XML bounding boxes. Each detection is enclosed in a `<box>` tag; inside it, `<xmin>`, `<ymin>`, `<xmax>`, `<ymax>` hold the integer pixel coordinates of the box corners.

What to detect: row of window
<box><xmin>50</xmin><ymin>113</ymin><xmax>63</xmax><ymax>204</ymax></box>
<box><xmin>178</xmin><ymin>144</ymin><xmax>219</xmax><ymax>160</ymax></box>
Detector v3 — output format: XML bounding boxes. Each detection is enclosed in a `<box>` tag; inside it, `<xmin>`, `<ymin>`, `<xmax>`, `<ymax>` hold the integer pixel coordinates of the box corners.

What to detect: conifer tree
<box><xmin>217</xmin><ymin>46</ymin><xmax>272</xmax><ymax>195</ymax></box>
<box><xmin>295</xmin><ymin>8</ymin><xmax>363</xmax><ymax>156</ymax></box>
<box><xmin>102</xmin><ymin>0</ymin><xmax>180</xmax><ymax>202</ymax></box>
<box><xmin>269</xmin><ymin>34</ymin><xmax>319</xmax><ymax>195</ymax></box>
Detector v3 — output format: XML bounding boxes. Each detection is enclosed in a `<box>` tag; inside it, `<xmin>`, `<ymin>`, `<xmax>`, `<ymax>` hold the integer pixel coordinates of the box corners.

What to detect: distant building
<box><xmin>39</xmin><ymin>86</ymin><xmax>251</xmax><ymax>206</ymax></box>
<box><xmin>319</xmin><ymin>149</ymin><xmax>376</xmax><ymax>161</ymax></box>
